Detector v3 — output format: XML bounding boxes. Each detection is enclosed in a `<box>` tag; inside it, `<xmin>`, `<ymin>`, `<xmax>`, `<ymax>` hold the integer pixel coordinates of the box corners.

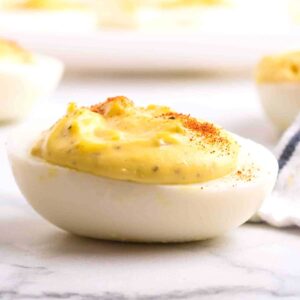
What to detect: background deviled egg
<box><xmin>0</xmin><ymin>38</ymin><xmax>63</xmax><ymax>121</ymax></box>
<box><xmin>7</xmin><ymin>99</ymin><xmax>278</xmax><ymax>242</ymax></box>
<box><xmin>256</xmin><ymin>51</ymin><xmax>300</xmax><ymax>132</ymax></box>
<box><xmin>0</xmin><ymin>0</ymin><xmax>97</xmax><ymax>33</ymax></box>
<box><xmin>96</xmin><ymin>0</ymin><xmax>229</xmax><ymax>30</ymax></box>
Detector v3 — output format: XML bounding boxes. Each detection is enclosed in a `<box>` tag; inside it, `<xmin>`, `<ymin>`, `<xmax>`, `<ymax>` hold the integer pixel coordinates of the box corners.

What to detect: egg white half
<box><xmin>257</xmin><ymin>83</ymin><xmax>300</xmax><ymax>132</ymax></box>
<box><xmin>0</xmin><ymin>54</ymin><xmax>63</xmax><ymax>121</ymax></box>
<box><xmin>8</xmin><ymin>126</ymin><xmax>278</xmax><ymax>242</ymax></box>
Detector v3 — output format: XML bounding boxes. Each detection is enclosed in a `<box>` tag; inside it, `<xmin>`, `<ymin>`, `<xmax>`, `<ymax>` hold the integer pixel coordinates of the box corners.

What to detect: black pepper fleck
<box><xmin>152</xmin><ymin>166</ymin><xmax>159</xmax><ymax>172</ymax></box>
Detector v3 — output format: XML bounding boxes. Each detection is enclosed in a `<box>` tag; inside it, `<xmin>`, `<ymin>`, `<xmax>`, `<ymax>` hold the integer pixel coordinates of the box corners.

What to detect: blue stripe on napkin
<box><xmin>278</xmin><ymin>129</ymin><xmax>300</xmax><ymax>171</ymax></box>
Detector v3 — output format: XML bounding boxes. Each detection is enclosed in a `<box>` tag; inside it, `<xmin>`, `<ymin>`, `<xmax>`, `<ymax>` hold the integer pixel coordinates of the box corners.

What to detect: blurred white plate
<box><xmin>1</xmin><ymin>30</ymin><xmax>300</xmax><ymax>72</ymax></box>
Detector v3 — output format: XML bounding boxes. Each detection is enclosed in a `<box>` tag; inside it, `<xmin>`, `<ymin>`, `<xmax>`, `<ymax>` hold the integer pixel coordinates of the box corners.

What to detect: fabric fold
<box><xmin>252</xmin><ymin>114</ymin><xmax>300</xmax><ymax>227</ymax></box>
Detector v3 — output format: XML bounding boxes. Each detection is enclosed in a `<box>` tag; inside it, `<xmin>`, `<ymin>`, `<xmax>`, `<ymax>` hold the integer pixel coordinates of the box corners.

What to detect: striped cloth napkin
<box><xmin>252</xmin><ymin>114</ymin><xmax>300</xmax><ymax>227</ymax></box>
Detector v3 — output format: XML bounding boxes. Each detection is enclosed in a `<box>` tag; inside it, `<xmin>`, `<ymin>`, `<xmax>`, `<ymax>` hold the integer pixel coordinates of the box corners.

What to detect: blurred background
<box><xmin>0</xmin><ymin>0</ymin><xmax>300</xmax><ymax>72</ymax></box>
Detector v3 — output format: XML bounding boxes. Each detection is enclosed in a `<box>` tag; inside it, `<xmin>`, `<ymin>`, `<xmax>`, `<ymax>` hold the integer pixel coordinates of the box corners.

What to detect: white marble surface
<box><xmin>1</xmin><ymin>203</ymin><xmax>300</xmax><ymax>300</ymax></box>
<box><xmin>1</xmin><ymin>74</ymin><xmax>300</xmax><ymax>299</ymax></box>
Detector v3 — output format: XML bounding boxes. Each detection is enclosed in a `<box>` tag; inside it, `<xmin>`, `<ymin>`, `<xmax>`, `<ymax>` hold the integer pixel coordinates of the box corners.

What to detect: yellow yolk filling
<box><xmin>158</xmin><ymin>0</ymin><xmax>225</xmax><ymax>8</ymax></box>
<box><xmin>32</xmin><ymin>96</ymin><xmax>240</xmax><ymax>184</ymax></box>
<box><xmin>17</xmin><ymin>0</ymin><xmax>85</xmax><ymax>10</ymax></box>
<box><xmin>0</xmin><ymin>39</ymin><xmax>32</xmax><ymax>63</ymax></box>
<box><xmin>256</xmin><ymin>52</ymin><xmax>300</xmax><ymax>83</ymax></box>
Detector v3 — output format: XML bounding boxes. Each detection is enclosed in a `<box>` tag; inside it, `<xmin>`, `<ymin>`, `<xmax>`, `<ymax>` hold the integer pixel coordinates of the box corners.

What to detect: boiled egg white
<box><xmin>257</xmin><ymin>83</ymin><xmax>300</xmax><ymax>132</ymax></box>
<box><xmin>7</xmin><ymin>125</ymin><xmax>278</xmax><ymax>242</ymax></box>
<box><xmin>0</xmin><ymin>50</ymin><xmax>63</xmax><ymax>121</ymax></box>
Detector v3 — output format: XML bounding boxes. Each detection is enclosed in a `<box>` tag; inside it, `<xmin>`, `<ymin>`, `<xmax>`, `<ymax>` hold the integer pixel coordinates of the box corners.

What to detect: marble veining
<box><xmin>0</xmin><ymin>204</ymin><xmax>300</xmax><ymax>300</ymax></box>
<box><xmin>0</xmin><ymin>286</ymin><xmax>298</xmax><ymax>300</ymax></box>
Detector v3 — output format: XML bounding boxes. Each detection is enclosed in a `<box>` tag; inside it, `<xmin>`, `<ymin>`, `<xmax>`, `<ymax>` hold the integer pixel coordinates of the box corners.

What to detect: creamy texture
<box><xmin>0</xmin><ymin>39</ymin><xmax>32</xmax><ymax>63</ymax></box>
<box><xmin>32</xmin><ymin>96</ymin><xmax>239</xmax><ymax>184</ymax></box>
<box><xmin>256</xmin><ymin>52</ymin><xmax>300</xmax><ymax>83</ymax></box>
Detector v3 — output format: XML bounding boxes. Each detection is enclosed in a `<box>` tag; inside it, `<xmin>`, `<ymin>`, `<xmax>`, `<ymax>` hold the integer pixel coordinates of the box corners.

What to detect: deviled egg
<box><xmin>137</xmin><ymin>0</ymin><xmax>229</xmax><ymax>31</ymax></box>
<box><xmin>97</xmin><ymin>0</ymin><xmax>228</xmax><ymax>30</ymax></box>
<box><xmin>256</xmin><ymin>51</ymin><xmax>300</xmax><ymax>132</ymax></box>
<box><xmin>0</xmin><ymin>38</ymin><xmax>63</xmax><ymax>121</ymax></box>
<box><xmin>8</xmin><ymin>97</ymin><xmax>278</xmax><ymax>242</ymax></box>
<box><xmin>0</xmin><ymin>0</ymin><xmax>97</xmax><ymax>33</ymax></box>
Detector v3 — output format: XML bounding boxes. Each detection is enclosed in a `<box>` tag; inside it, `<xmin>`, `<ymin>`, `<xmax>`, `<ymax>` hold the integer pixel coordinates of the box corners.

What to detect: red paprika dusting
<box><xmin>235</xmin><ymin>168</ymin><xmax>254</xmax><ymax>182</ymax></box>
<box><xmin>161</xmin><ymin>112</ymin><xmax>228</xmax><ymax>146</ymax></box>
<box><xmin>90</xmin><ymin>96</ymin><xmax>131</xmax><ymax>115</ymax></box>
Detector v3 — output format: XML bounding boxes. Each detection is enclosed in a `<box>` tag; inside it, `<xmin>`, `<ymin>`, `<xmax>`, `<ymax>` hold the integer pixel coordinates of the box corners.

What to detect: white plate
<box><xmin>1</xmin><ymin>29</ymin><xmax>300</xmax><ymax>72</ymax></box>
<box><xmin>0</xmin><ymin>0</ymin><xmax>300</xmax><ymax>72</ymax></box>
<box><xmin>0</xmin><ymin>31</ymin><xmax>300</xmax><ymax>71</ymax></box>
